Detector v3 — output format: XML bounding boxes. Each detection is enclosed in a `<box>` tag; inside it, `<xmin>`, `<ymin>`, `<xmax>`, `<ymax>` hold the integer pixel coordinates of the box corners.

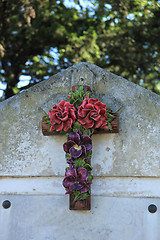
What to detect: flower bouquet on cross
<box><xmin>43</xmin><ymin>85</ymin><xmax>116</xmax><ymax>208</ymax></box>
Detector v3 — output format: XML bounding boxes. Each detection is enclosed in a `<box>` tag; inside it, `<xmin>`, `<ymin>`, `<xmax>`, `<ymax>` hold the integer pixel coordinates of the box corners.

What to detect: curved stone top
<box><xmin>0</xmin><ymin>62</ymin><xmax>160</xmax><ymax>177</ymax></box>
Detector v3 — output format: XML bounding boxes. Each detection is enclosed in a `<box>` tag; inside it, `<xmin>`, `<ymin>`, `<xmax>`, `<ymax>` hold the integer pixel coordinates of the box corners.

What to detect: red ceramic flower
<box><xmin>48</xmin><ymin>100</ymin><xmax>76</xmax><ymax>132</ymax></box>
<box><xmin>77</xmin><ymin>94</ymin><xmax>109</xmax><ymax>130</ymax></box>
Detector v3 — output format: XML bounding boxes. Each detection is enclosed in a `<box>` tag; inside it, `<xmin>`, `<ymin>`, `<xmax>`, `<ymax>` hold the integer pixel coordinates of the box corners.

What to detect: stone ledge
<box><xmin>1</xmin><ymin>177</ymin><xmax>160</xmax><ymax>198</ymax></box>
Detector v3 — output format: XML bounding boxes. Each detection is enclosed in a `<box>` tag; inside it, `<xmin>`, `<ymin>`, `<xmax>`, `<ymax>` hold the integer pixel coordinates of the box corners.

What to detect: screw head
<box><xmin>2</xmin><ymin>200</ymin><xmax>11</xmax><ymax>209</ymax></box>
<box><xmin>148</xmin><ymin>204</ymin><xmax>157</xmax><ymax>213</ymax></box>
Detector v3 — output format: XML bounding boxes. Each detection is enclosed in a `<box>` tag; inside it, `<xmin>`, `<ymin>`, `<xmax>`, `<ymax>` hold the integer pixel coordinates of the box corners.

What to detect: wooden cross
<box><xmin>42</xmin><ymin>85</ymin><xmax>118</xmax><ymax>210</ymax></box>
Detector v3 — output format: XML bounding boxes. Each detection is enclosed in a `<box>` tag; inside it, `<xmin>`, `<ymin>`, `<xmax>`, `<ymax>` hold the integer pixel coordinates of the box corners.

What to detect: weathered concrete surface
<box><xmin>0</xmin><ymin>62</ymin><xmax>160</xmax><ymax>177</ymax></box>
<box><xmin>1</xmin><ymin>177</ymin><xmax>160</xmax><ymax>198</ymax></box>
<box><xmin>1</xmin><ymin>194</ymin><xmax>160</xmax><ymax>240</ymax></box>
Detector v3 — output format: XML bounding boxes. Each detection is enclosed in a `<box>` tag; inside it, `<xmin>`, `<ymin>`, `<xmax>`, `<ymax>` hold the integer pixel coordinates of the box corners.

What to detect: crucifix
<box><xmin>42</xmin><ymin>85</ymin><xmax>118</xmax><ymax>210</ymax></box>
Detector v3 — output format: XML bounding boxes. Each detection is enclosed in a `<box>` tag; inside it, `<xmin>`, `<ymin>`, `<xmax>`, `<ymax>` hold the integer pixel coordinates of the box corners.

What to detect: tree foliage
<box><xmin>0</xmin><ymin>0</ymin><xmax>160</xmax><ymax>100</ymax></box>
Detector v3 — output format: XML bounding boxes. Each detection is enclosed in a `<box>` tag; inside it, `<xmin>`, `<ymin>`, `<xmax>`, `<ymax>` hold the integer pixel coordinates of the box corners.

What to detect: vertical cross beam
<box><xmin>42</xmin><ymin>85</ymin><xmax>118</xmax><ymax>210</ymax></box>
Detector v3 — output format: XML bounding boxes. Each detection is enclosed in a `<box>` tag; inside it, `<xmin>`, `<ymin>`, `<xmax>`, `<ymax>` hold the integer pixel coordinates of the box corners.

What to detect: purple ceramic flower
<box><xmin>63</xmin><ymin>130</ymin><xmax>92</xmax><ymax>158</ymax></box>
<box><xmin>63</xmin><ymin>167</ymin><xmax>91</xmax><ymax>194</ymax></box>
<box><xmin>66</xmin><ymin>157</ymin><xmax>76</xmax><ymax>168</ymax></box>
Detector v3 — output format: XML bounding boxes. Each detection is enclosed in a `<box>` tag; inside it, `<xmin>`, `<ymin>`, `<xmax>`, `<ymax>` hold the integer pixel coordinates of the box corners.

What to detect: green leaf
<box><xmin>107</xmin><ymin>122</ymin><xmax>113</xmax><ymax>131</ymax></box>
<box><xmin>72</xmin><ymin>190</ymin><xmax>81</xmax><ymax>204</ymax></box>
<box><xmin>82</xmin><ymin>129</ymin><xmax>90</xmax><ymax>135</ymax></box>
<box><xmin>77</xmin><ymin>192</ymin><xmax>89</xmax><ymax>201</ymax></box>
<box><xmin>84</xmin><ymin>91</ymin><xmax>92</xmax><ymax>98</ymax></box>
<box><xmin>66</xmin><ymin>85</ymin><xmax>92</xmax><ymax>108</ymax></box>
<box><xmin>107</xmin><ymin>108</ymin><xmax>112</xmax><ymax>113</ymax></box>
<box><xmin>107</xmin><ymin>113</ymin><xmax>115</xmax><ymax>122</ymax></box>
<box><xmin>65</xmin><ymin>167</ymin><xmax>70</xmax><ymax>171</ymax></box>
<box><xmin>84</xmin><ymin>163</ymin><xmax>92</xmax><ymax>171</ymax></box>
<box><xmin>73</xmin><ymin>121</ymin><xmax>82</xmax><ymax>132</ymax></box>
<box><xmin>77</xmin><ymin>85</ymin><xmax>83</xmax><ymax>92</ymax></box>
<box><xmin>86</xmin><ymin>150</ymin><xmax>92</xmax><ymax>158</ymax></box>
<box><xmin>65</xmin><ymin>153</ymin><xmax>71</xmax><ymax>159</ymax></box>
<box><xmin>47</xmin><ymin>126</ymin><xmax>51</xmax><ymax>132</ymax></box>
<box><xmin>44</xmin><ymin>116</ymin><xmax>50</xmax><ymax>123</ymax></box>
<box><xmin>74</xmin><ymin>159</ymin><xmax>85</xmax><ymax>168</ymax></box>
<box><xmin>81</xmin><ymin>128</ymin><xmax>94</xmax><ymax>136</ymax></box>
<box><xmin>87</xmin><ymin>175</ymin><xmax>93</xmax><ymax>182</ymax></box>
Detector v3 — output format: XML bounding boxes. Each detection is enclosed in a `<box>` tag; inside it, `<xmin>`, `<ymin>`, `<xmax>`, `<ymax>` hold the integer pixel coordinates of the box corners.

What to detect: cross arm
<box><xmin>42</xmin><ymin>113</ymin><xmax>118</xmax><ymax>136</ymax></box>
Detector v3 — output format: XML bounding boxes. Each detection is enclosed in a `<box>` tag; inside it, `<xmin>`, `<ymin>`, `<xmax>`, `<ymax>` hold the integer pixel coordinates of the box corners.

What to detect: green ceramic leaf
<box><xmin>87</xmin><ymin>175</ymin><xmax>93</xmax><ymax>182</ymax></box>
<box><xmin>84</xmin><ymin>164</ymin><xmax>92</xmax><ymax>171</ymax></box>
<box><xmin>78</xmin><ymin>192</ymin><xmax>89</xmax><ymax>201</ymax></box>
<box><xmin>73</xmin><ymin>121</ymin><xmax>82</xmax><ymax>132</ymax></box>
<box><xmin>74</xmin><ymin>159</ymin><xmax>85</xmax><ymax>168</ymax></box>
<box><xmin>65</xmin><ymin>153</ymin><xmax>71</xmax><ymax>159</ymax></box>
<box><xmin>107</xmin><ymin>122</ymin><xmax>113</xmax><ymax>130</ymax></box>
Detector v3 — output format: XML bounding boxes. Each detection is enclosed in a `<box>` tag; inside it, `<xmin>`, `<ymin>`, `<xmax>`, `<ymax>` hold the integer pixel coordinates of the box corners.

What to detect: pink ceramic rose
<box><xmin>48</xmin><ymin>100</ymin><xmax>76</xmax><ymax>132</ymax></box>
<box><xmin>77</xmin><ymin>94</ymin><xmax>109</xmax><ymax>130</ymax></box>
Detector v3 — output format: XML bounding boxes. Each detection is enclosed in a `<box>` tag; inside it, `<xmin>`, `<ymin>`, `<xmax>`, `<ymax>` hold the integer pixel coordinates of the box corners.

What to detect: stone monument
<box><xmin>0</xmin><ymin>62</ymin><xmax>160</xmax><ymax>240</ymax></box>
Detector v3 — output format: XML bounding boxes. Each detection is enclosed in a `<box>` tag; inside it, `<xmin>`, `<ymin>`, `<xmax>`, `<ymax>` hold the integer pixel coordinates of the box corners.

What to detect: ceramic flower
<box><xmin>44</xmin><ymin>85</ymin><xmax>116</xmax><ymax>205</ymax></box>
<box><xmin>77</xmin><ymin>94</ymin><xmax>109</xmax><ymax>130</ymax></box>
<box><xmin>63</xmin><ymin>130</ymin><xmax>92</xmax><ymax>158</ymax></box>
<box><xmin>63</xmin><ymin>167</ymin><xmax>91</xmax><ymax>194</ymax></box>
<box><xmin>66</xmin><ymin>157</ymin><xmax>76</xmax><ymax>168</ymax></box>
<box><xmin>48</xmin><ymin>100</ymin><xmax>76</xmax><ymax>132</ymax></box>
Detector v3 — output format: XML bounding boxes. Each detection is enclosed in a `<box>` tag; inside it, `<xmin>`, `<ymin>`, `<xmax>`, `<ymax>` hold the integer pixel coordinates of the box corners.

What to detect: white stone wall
<box><xmin>1</xmin><ymin>194</ymin><xmax>160</xmax><ymax>240</ymax></box>
<box><xmin>0</xmin><ymin>62</ymin><xmax>160</xmax><ymax>240</ymax></box>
